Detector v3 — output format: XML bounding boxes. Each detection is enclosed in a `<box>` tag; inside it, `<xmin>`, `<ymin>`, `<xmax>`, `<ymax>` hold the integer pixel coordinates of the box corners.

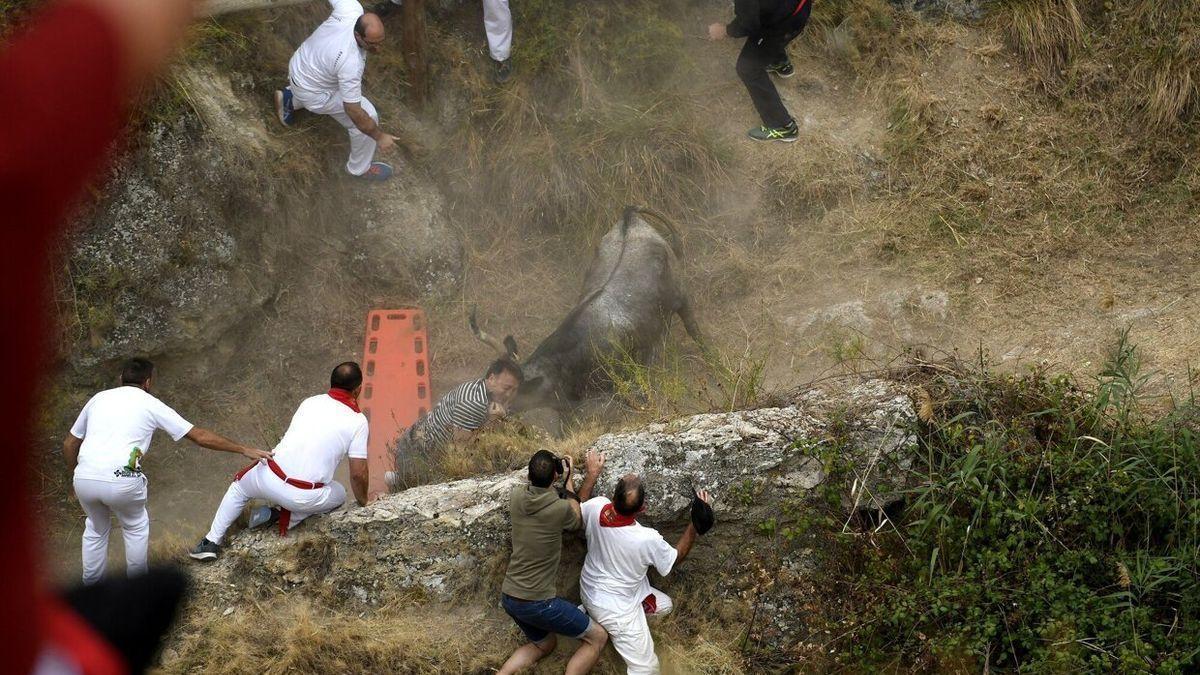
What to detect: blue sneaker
<box><xmin>274</xmin><ymin>87</ymin><xmax>295</xmax><ymax>127</ymax></box>
<box><xmin>360</xmin><ymin>161</ymin><xmax>394</xmax><ymax>181</ymax></box>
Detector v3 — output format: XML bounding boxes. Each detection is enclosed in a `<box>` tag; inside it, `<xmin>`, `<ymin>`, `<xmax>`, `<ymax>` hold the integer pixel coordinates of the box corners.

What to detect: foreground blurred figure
<box><xmin>1</xmin><ymin>0</ymin><xmax>199</xmax><ymax>670</ymax></box>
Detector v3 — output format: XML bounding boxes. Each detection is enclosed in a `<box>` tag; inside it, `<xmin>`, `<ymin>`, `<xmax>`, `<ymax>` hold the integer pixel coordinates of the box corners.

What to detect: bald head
<box><xmin>330</xmin><ymin>361</ymin><xmax>363</xmax><ymax>393</ymax></box>
<box><xmin>354</xmin><ymin>13</ymin><xmax>385</xmax><ymax>51</ymax></box>
<box><xmin>613</xmin><ymin>473</ymin><xmax>645</xmax><ymax>516</ymax></box>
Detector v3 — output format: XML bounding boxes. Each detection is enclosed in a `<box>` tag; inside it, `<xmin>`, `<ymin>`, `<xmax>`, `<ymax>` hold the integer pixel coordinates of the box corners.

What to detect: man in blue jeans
<box><xmin>498</xmin><ymin>450</ymin><xmax>608</xmax><ymax>674</ymax></box>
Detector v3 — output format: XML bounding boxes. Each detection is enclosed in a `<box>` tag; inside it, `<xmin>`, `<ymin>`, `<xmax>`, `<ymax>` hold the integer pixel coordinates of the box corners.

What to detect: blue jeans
<box><xmin>501</xmin><ymin>594</ymin><xmax>591</xmax><ymax>643</ymax></box>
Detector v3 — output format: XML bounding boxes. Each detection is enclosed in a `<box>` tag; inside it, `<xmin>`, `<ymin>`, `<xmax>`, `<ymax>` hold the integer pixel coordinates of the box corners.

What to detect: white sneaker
<box><xmin>248</xmin><ymin>505</ymin><xmax>276</xmax><ymax>529</ymax></box>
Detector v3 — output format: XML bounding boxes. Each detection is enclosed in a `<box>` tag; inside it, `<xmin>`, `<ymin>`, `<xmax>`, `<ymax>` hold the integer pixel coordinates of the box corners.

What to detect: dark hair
<box><xmin>120</xmin><ymin>358</ymin><xmax>155</xmax><ymax>386</ymax></box>
<box><xmin>330</xmin><ymin>361</ymin><xmax>363</xmax><ymax>391</ymax></box>
<box><xmin>528</xmin><ymin>450</ymin><xmax>559</xmax><ymax>488</ymax></box>
<box><xmin>613</xmin><ymin>475</ymin><xmax>645</xmax><ymax>516</ymax></box>
<box><xmin>354</xmin><ymin>16</ymin><xmax>365</xmax><ymax>37</ymax></box>
<box><xmin>486</xmin><ymin>358</ymin><xmax>524</xmax><ymax>382</ymax></box>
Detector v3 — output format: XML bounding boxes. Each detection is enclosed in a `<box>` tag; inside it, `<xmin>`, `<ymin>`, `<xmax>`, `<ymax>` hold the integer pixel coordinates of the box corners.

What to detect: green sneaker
<box><xmin>766</xmin><ymin>60</ymin><xmax>795</xmax><ymax>78</ymax></box>
<box><xmin>747</xmin><ymin>121</ymin><xmax>798</xmax><ymax>143</ymax></box>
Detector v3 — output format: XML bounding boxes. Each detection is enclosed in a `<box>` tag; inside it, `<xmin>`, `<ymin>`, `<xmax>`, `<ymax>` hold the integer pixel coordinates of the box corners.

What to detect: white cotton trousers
<box><xmin>582</xmin><ymin>587</ymin><xmax>673</xmax><ymax>675</ymax></box>
<box><xmin>204</xmin><ymin>462</ymin><xmax>347</xmax><ymax>545</ymax></box>
<box><xmin>74</xmin><ymin>475</ymin><xmax>149</xmax><ymax>585</ymax></box>
<box><xmin>482</xmin><ymin>0</ymin><xmax>512</xmax><ymax>62</ymax></box>
<box><xmin>290</xmin><ymin>86</ymin><xmax>379</xmax><ymax>176</ymax></box>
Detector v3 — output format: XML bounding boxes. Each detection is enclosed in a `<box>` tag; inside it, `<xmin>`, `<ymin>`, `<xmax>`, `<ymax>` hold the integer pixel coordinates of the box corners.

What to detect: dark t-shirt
<box><xmin>502</xmin><ymin>485</ymin><xmax>582</xmax><ymax>600</ymax></box>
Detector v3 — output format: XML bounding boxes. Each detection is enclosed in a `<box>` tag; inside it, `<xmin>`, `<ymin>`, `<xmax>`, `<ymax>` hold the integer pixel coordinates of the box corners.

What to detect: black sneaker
<box><xmin>188</xmin><ymin>538</ymin><xmax>221</xmax><ymax>562</ymax></box>
<box><xmin>747</xmin><ymin>120</ymin><xmax>799</xmax><ymax>143</ymax></box>
<box><xmin>766</xmin><ymin>60</ymin><xmax>795</xmax><ymax>78</ymax></box>
<box><xmin>494</xmin><ymin>59</ymin><xmax>513</xmax><ymax>84</ymax></box>
<box><xmin>371</xmin><ymin>0</ymin><xmax>400</xmax><ymax>17</ymax></box>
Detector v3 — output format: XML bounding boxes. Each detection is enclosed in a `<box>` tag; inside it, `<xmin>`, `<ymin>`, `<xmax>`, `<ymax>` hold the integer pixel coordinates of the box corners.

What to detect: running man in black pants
<box><xmin>709</xmin><ymin>0</ymin><xmax>813</xmax><ymax>143</ymax></box>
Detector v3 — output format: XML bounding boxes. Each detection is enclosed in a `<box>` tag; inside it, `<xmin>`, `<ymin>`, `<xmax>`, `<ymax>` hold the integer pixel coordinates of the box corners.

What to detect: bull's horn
<box><xmin>469</xmin><ymin>306</ymin><xmax>506</xmax><ymax>355</ymax></box>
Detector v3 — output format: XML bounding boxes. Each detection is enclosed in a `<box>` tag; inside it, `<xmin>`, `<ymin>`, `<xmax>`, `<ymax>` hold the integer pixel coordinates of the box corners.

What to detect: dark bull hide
<box><xmin>472</xmin><ymin>206</ymin><xmax>707</xmax><ymax>412</ymax></box>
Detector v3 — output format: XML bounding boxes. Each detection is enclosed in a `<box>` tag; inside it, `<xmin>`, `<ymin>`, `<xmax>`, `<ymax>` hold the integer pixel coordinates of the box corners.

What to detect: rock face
<box><xmin>66</xmin><ymin>68</ymin><xmax>461</xmax><ymax>370</ymax></box>
<box><xmin>183</xmin><ymin>379</ymin><xmax>915</xmax><ymax>649</ymax></box>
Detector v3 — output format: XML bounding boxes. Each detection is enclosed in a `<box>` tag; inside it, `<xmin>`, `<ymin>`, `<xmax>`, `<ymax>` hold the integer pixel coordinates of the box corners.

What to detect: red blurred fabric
<box><xmin>0</xmin><ymin>1</ymin><xmax>129</xmax><ymax>671</ymax></box>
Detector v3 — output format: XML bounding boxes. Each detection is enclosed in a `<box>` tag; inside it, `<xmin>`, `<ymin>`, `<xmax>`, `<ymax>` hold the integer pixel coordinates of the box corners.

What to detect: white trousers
<box><xmin>387</xmin><ymin>0</ymin><xmax>511</xmax><ymax>62</ymax></box>
<box><xmin>204</xmin><ymin>462</ymin><xmax>346</xmax><ymax>545</ymax></box>
<box><xmin>583</xmin><ymin>587</ymin><xmax>673</xmax><ymax>675</ymax></box>
<box><xmin>290</xmin><ymin>86</ymin><xmax>379</xmax><ymax>176</ymax></box>
<box><xmin>74</xmin><ymin>475</ymin><xmax>149</xmax><ymax>585</ymax></box>
<box><xmin>482</xmin><ymin>0</ymin><xmax>512</xmax><ymax>62</ymax></box>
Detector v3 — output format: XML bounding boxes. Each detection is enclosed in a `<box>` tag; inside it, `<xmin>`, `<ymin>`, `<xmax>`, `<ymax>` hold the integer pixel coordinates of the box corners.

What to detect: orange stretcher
<box><xmin>360</xmin><ymin>308</ymin><xmax>432</xmax><ymax>500</ymax></box>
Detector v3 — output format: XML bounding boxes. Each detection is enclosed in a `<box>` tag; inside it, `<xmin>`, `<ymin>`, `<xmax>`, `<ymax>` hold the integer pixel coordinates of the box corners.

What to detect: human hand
<box><xmin>376</xmin><ymin>133</ymin><xmax>398</xmax><ymax>152</ymax></box>
<box><xmin>488</xmin><ymin>401</ymin><xmax>507</xmax><ymax>419</ymax></box>
<box><xmin>240</xmin><ymin>447</ymin><xmax>273</xmax><ymax>462</ymax></box>
<box><xmin>585</xmin><ymin>449</ymin><xmax>606</xmax><ymax>475</ymax></box>
<box><xmin>696</xmin><ymin>488</ymin><xmax>712</xmax><ymax>504</ymax></box>
<box><xmin>562</xmin><ymin>455</ymin><xmax>574</xmax><ymax>481</ymax></box>
<box><xmin>707</xmin><ymin>23</ymin><xmax>727</xmax><ymax>40</ymax></box>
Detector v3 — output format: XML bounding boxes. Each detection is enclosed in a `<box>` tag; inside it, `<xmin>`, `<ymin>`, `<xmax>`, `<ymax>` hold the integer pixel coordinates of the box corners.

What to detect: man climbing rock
<box><xmin>384</xmin><ymin>358</ymin><xmax>522</xmax><ymax>490</ymax></box>
<box><xmin>373</xmin><ymin>0</ymin><xmax>514</xmax><ymax>83</ymax></box>
<box><xmin>189</xmin><ymin>362</ymin><xmax>370</xmax><ymax>560</ymax></box>
<box><xmin>578</xmin><ymin>470</ymin><xmax>713</xmax><ymax>674</ymax></box>
<box><xmin>64</xmin><ymin>358</ymin><xmax>270</xmax><ymax>584</ymax></box>
<box><xmin>274</xmin><ymin>0</ymin><xmax>399</xmax><ymax>180</ymax></box>
<box><xmin>497</xmin><ymin>450</ymin><xmax>608</xmax><ymax>674</ymax></box>
<box><xmin>708</xmin><ymin>0</ymin><xmax>813</xmax><ymax>143</ymax></box>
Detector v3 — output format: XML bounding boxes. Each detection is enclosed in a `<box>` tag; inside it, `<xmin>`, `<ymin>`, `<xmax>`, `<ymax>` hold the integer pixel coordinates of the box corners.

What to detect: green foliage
<box><xmin>844</xmin><ymin>332</ymin><xmax>1200</xmax><ymax>671</ymax></box>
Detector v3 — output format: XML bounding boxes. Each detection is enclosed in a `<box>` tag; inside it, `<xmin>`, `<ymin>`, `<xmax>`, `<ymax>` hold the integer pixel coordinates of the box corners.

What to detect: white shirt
<box><xmin>70</xmin><ymin>386</ymin><xmax>194</xmax><ymax>481</ymax></box>
<box><xmin>579</xmin><ymin>497</ymin><xmax>679</xmax><ymax>612</ymax></box>
<box><xmin>288</xmin><ymin>0</ymin><xmax>366</xmax><ymax>103</ymax></box>
<box><xmin>271</xmin><ymin>393</ymin><xmax>368</xmax><ymax>485</ymax></box>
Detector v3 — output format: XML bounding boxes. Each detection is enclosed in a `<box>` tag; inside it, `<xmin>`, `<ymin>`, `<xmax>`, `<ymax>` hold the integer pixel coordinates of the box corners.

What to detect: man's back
<box><xmin>502</xmin><ymin>484</ymin><xmax>580</xmax><ymax>600</ymax></box>
<box><xmin>71</xmin><ymin>386</ymin><xmax>193</xmax><ymax>480</ymax></box>
<box><xmin>579</xmin><ymin>497</ymin><xmax>678</xmax><ymax>612</ymax></box>
<box><xmin>288</xmin><ymin>0</ymin><xmax>365</xmax><ymax>100</ymax></box>
<box><xmin>272</xmin><ymin>393</ymin><xmax>368</xmax><ymax>484</ymax></box>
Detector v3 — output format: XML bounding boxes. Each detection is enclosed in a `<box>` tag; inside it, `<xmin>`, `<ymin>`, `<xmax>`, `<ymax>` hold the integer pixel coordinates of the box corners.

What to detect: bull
<box><xmin>471</xmin><ymin>206</ymin><xmax>707</xmax><ymax>413</ymax></box>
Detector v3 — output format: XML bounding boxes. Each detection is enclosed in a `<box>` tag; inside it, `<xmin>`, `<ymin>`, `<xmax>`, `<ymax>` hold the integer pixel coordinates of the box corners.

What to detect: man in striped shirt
<box><xmin>386</xmin><ymin>358</ymin><xmax>523</xmax><ymax>489</ymax></box>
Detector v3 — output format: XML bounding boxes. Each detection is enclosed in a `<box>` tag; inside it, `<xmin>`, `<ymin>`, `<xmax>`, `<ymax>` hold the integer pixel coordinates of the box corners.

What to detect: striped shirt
<box><xmin>416</xmin><ymin>379</ymin><xmax>492</xmax><ymax>449</ymax></box>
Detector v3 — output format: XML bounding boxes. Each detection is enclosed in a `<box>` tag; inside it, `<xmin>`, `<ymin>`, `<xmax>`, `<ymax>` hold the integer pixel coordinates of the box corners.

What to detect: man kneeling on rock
<box><xmin>579</xmin><ymin>466</ymin><xmax>713</xmax><ymax>675</ymax></box>
<box><xmin>498</xmin><ymin>450</ymin><xmax>608</xmax><ymax>674</ymax></box>
<box><xmin>189</xmin><ymin>362</ymin><xmax>370</xmax><ymax>561</ymax></box>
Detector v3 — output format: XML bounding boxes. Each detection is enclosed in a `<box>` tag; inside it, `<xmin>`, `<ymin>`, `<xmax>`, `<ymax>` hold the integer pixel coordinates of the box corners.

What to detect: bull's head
<box><xmin>468</xmin><ymin>308</ymin><xmax>565</xmax><ymax>412</ymax></box>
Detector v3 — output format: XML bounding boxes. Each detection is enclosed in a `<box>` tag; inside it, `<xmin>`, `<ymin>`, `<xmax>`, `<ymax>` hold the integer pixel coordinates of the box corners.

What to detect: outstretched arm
<box><xmin>673</xmin><ymin>489</ymin><xmax>711</xmax><ymax>565</ymax></box>
<box><xmin>578</xmin><ymin>449</ymin><xmax>606</xmax><ymax>502</ymax></box>
<box><xmin>343</xmin><ymin>101</ymin><xmax>397</xmax><ymax>152</ymax></box>
<box><xmin>185</xmin><ymin>427</ymin><xmax>271</xmax><ymax>461</ymax></box>
<box><xmin>349</xmin><ymin>457</ymin><xmax>369</xmax><ymax>506</ymax></box>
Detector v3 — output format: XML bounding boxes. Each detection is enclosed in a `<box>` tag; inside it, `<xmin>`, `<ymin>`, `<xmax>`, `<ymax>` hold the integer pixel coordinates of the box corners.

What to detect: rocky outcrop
<box><xmin>183</xmin><ymin>379</ymin><xmax>915</xmax><ymax>649</ymax></box>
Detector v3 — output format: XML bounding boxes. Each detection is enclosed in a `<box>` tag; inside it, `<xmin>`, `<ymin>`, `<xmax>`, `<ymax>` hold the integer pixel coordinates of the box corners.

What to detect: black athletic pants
<box><xmin>735</xmin><ymin>2</ymin><xmax>813</xmax><ymax>129</ymax></box>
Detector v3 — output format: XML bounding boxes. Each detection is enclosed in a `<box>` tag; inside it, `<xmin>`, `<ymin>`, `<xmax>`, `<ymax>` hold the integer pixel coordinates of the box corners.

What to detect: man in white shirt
<box><xmin>273</xmin><ymin>0</ymin><xmax>400</xmax><ymax>180</ymax></box>
<box><xmin>577</xmin><ymin>464</ymin><xmax>712</xmax><ymax>675</ymax></box>
<box><xmin>63</xmin><ymin>358</ymin><xmax>270</xmax><ymax>585</ymax></box>
<box><xmin>373</xmin><ymin>0</ymin><xmax>513</xmax><ymax>83</ymax></box>
<box><xmin>189</xmin><ymin>362</ymin><xmax>370</xmax><ymax>560</ymax></box>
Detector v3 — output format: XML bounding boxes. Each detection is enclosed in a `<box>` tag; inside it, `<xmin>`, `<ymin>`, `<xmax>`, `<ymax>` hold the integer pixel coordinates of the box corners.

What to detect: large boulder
<box><xmin>179</xmin><ymin>378</ymin><xmax>915</xmax><ymax>652</ymax></box>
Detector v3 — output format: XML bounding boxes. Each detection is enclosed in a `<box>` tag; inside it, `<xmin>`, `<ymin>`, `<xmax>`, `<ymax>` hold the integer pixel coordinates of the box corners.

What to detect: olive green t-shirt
<box><xmin>501</xmin><ymin>484</ymin><xmax>582</xmax><ymax>600</ymax></box>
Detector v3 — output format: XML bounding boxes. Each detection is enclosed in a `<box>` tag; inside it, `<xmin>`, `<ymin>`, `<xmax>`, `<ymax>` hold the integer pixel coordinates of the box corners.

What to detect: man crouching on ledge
<box><xmin>498</xmin><ymin>450</ymin><xmax>608</xmax><ymax>674</ymax></box>
<box><xmin>189</xmin><ymin>362</ymin><xmax>370</xmax><ymax>561</ymax></box>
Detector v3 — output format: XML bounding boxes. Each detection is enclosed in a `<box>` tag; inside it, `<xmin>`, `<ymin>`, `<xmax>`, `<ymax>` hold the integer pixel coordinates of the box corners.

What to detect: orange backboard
<box><xmin>360</xmin><ymin>308</ymin><xmax>432</xmax><ymax>500</ymax></box>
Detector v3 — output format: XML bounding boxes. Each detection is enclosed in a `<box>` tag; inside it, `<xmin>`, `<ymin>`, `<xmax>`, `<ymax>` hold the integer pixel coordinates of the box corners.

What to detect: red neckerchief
<box><xmin>599</xmin><ymin>503</ymin><xmax>637</xmax><ymax>528</ymax></box>
<box><xmin>327</xmin><ymin>388</ymin><xmax>361</xmax><ymax>413</ymax></box>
